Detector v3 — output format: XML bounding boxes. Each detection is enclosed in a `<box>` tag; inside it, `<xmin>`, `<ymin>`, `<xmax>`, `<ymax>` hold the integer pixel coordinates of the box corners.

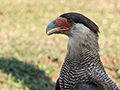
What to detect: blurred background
<box><xmin>0</xmin><ymin>0</ymin><xmax>120</xmax><ymax>90</ymax></box>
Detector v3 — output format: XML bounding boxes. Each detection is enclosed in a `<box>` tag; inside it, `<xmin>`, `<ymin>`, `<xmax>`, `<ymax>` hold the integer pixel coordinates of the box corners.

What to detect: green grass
<box><xmin>0</xmin><ymin>0</ymin><xmax>120</xmax><ymax>89</ymax></box>
<box><xmin>0</xmin><ymin>57</ymin><xmax>54</xmax><ymax>90</ymax></box>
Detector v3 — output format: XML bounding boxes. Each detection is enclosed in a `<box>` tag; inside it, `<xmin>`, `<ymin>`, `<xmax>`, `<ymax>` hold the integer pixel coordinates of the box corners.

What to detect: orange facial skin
<box><xmin>53</xmin><ymin>17</ymin><xmax>74</xmax><ymax>33</ymax></box>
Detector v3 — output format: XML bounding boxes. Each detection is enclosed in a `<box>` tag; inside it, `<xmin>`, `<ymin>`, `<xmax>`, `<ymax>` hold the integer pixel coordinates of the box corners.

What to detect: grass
<box><xmin>0</xmin><ymin>57</ymin><xmax>54</xmax><ymax>90</ymax></box>
<box><xmin>0</xmin><ymin>0</ymin><xmax>120</xmax><ymax>89</ymax></box>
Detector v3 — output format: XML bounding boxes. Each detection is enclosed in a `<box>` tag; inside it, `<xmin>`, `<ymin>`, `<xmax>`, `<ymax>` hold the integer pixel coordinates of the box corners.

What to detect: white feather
<box><xmin>67</xmin><ymin>23</ymin><xmax>99</xmax><ymax>56</ymax></box>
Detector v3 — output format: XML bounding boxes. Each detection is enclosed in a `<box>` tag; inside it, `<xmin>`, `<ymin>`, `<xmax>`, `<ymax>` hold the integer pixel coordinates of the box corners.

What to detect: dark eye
<box><xmin>67</xmin><ymin>19</ymin><xmax>73</xmax><ymax>24</ymax></box>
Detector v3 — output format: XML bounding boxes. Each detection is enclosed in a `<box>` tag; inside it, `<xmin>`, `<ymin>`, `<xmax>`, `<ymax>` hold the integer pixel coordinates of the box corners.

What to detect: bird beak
<box><xmin>46</xmin><ymin>21</ymin><xmax>58</xmax><ymax>35</ymax></box>
<box><xmin>46</xmin><ymin>17</ymin><xmax>73</xmax><ymax>35</ymax></box>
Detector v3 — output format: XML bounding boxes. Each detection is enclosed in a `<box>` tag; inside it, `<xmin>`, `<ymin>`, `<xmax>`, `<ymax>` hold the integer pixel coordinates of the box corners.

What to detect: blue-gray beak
<box><xmin>46</xmin><ymin>21</ymin><xmax>58</xmax><ymax>35</ymax></box>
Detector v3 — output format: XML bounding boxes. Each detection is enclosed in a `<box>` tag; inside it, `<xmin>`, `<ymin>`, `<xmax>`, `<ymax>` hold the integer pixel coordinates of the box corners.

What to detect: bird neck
<box><xmin>65</xmin><ymin>36</ymin><xmax>100</xmax><ymax>67</ymax></box>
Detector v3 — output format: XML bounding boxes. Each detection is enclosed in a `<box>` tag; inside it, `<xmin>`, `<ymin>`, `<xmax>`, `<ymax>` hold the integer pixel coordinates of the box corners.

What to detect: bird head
<box><xmin>46</xmin><ymin>12</ymin><xmax>99</xmax><ymax>36</ymax></box>
<box><xmin>46</xmin><ymin>12</ymin><xmax>100</xmax><ymax>52</ymax></box>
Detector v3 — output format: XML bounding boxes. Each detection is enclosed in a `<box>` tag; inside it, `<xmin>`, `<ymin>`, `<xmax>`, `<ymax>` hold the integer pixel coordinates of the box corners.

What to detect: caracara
<box><xmin>46</xmin><ymin>12</ymin><xmax>119</xmax><ymax>90</ymax></box>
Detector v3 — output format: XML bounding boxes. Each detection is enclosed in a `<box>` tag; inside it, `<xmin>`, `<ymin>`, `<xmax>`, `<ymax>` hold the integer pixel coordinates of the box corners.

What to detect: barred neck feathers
<box><xmin>66</xmin><ymin>23</ymin><xmax>100</xmax><ymax>62</ymax></box>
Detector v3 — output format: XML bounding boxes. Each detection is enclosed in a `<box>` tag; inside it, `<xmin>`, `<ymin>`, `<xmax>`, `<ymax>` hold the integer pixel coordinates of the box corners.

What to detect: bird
<box><xmin>46</xmin><ymin>12</ymin><xmax>119</xmax><ymax>90</ymax></box>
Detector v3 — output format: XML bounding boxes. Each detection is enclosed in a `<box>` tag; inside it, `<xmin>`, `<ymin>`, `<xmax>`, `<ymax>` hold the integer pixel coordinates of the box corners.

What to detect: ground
<box><xmin>0</xmin><ymin>0</ymin><xmax>120</xmax><ymax>90</ymax></box>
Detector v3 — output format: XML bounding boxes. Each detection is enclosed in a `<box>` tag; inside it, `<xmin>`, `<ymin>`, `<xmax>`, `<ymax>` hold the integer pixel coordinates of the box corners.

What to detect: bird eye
<box><xmin>67</xmin><ymin>19</ymin><xmax>73</xmax><ymax>24</ymax></box>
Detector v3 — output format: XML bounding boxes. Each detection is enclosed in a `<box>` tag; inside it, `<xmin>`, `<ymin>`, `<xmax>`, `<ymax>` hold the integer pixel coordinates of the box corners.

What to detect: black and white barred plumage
<box><xmin>46</xmin><ymin>12</ymin><xmax>119</xmax><ymax>90</ymax></box>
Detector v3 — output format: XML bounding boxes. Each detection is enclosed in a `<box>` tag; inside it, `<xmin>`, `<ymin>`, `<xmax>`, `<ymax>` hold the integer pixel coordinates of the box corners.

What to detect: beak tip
<box><xmin>46</xmin><ymin>21</ymin><xmax>57</xmax><ymax>34</ymax></box>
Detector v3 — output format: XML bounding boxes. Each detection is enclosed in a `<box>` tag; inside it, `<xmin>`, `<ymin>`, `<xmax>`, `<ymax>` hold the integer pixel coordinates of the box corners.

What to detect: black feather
<box><xmin>74</xmin><ymin>83</ymin><xmax>101</xmax><ymax>90</ymax></box>
<box><xmin>55</xmin><ymin>78</ymin><xmax>61</xmax><ymax>90</ymax></box>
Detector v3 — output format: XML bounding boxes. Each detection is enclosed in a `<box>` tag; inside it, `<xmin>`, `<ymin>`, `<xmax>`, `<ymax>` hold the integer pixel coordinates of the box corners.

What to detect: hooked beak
<box><xmin>46</xmin><ymin>21</ymin><xmax>58</xmax><ymax>35</ymax></box>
